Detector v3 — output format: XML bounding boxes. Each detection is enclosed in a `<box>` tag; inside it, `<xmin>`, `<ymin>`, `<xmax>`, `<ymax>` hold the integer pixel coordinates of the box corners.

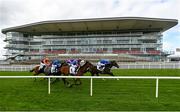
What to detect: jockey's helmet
<box><xmin>81</xmin><ymin>60</ymin><xmax>85</xmax><ymax>63</ymax></box>
<box><xmin>45</xmin><ymin>57</ymin><xmax>50</xmax><ymax>61</ymax></box>
<box><xmin>80</xmin><ymin>60</ymin><xmax>85</xmax><ymax>66</ymax></box>
<box><xmin>78</xmin><ymin>58</ymin><xmax>82</xmax><ymax>61</ymax></box>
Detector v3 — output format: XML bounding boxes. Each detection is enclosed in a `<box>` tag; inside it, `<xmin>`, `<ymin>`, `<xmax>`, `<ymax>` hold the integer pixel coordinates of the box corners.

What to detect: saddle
<box><xmin>97</xmin><ymin>65</ymin><xmax>105</xmax><ymax>71</ymax></box>
<box><xmin>39</xmin><ymin>66</ymin><xmax>46</xmax><ymax>73</ymax></box>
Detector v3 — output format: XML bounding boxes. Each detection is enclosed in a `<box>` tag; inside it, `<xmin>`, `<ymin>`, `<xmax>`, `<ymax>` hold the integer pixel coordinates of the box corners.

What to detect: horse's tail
<box><xmin>29</xmin><ymin>65</ymin><xmax>40</xmax><ymax>73</ymax></box>
<box><xmin>29</xmin><ymin>69</ymin><xmax>34</xmax><ymax>72</ymax></box>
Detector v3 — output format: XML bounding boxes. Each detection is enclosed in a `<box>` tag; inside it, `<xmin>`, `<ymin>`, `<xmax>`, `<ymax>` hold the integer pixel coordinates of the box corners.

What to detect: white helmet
<box><xmin>80</xmin><ymin>60</ymin><xmax>85</xmax><ymax>66</ymax></box>
<box><xmin>81</xmin><ymin>60</ymin><xmax>85</xmax><ymax>63</ymax></box>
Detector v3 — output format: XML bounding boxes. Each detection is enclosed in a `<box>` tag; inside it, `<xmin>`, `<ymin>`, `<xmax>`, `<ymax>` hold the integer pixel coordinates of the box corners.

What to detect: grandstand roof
<box><xmin>2</xmin><ymin>17</ymin><xmax>178</xmax><ymax>34</ymax></box>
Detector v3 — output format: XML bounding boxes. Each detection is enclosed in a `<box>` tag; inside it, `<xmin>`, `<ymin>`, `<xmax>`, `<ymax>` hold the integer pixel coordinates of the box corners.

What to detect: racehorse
<box><xmin>29</xmin><ymin>61</ymin><xmax>67</xmax><ymax>81</ymax></box>
<box><xmin>89</xmin><ymin>60</ymin><xmax>119</xmax><ymax>76</ymax></box>
<box><xmin>59</xmin><ymin>60</ymin><xmax>94</xmax><ymax>87</ymax></box>
<box><xmin>29</xmin><ymin>64</ymin><xmax>57</xmax><ymax>81</ymax></box>
<box><xmin>29</xmin><ymin>65</ymin><xmax>44</xmax><ymax>80</ymax></box>
<box><xmin>30</xmin><ymin>60</ymin><xmax>93</xmax><ymax>87</ymax></box>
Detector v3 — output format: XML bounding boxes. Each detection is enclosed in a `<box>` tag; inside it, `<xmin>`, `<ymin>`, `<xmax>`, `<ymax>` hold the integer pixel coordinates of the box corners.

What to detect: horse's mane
<box><xmin>105</xmin><ymin>60</ymin><xmax>117</xmax><ymax>68</ymax></box>
<box><xmin>81</xmin><ymin>60</ymin><xmax>89</xmax><ymax>67</ymax></box>
<box><xmin>110</xmin><ymin>60</ymin><xmax>116</xmax><ymax>63</ymax></box>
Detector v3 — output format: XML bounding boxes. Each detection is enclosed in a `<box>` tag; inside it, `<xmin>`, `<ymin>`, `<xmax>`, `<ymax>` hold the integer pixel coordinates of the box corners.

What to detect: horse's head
<box><xmin>84</xmin><ymin>60</ymin><xmax>94</xmax><ymax>68</ymax></box>
<box><xmin>111</xmin><ymin>60</ymin><xmax>119</xmax><ymax>68</ymax></box>
<box><xmin>61</xmin><ymin>60</ymin><xmax>68</xmax><ymax>66</ymax></box>
<box><xmin>76</xmin><ymin>60</ymin><xmax>93</xmax><ymax>76</ymax></box>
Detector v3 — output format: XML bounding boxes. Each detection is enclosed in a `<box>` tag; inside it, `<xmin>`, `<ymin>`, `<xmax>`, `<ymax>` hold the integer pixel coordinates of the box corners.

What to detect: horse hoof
<box><xmin>34</xmin><ymin>78</ymin><xmax>37</xmax><ymax>82</ymax></box>
<box><xmin>50</xmin><ymin>81</ymin><xmax>54</xmax><ymax>84</ymax></box>
<box><xmin>67</xmin><ymin>83</ymin><xmax>72</xmax><ymax>88</ymax></box>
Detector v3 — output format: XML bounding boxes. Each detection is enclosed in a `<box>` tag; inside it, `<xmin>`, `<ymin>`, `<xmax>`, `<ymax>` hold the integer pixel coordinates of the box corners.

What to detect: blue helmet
<box><xmin>52</xmin><ymin>59</ymin><xmax>60</xmax><ymax>65</ymax></box>
<box><xmin>100</xmin><ymin>59</ymin><xmax>110</xmax><ymax>64</ymax></box>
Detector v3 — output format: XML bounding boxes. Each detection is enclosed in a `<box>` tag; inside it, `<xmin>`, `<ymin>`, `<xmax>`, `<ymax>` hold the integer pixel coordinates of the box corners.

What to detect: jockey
<box><xmin>68</xmin><ymin>59</ymin><xmax>81</xmax><ymax>75</ymax></box>
<box><xmin>66</xmin><ymin>59</ymin><xmax>75</xmax><ymax>66</ymax></box>
<box><xmin>97</xmin><ymin>59</ymin><xmax>110</xmax><ymax>71</ymax></box>
<box><xmin>51</xmin><ymin>59</ymin><xmax>61</xmax><ymax>73</ymax></box>
<box><xmin>39</xmin><ymin>57</ymin><xmax>50</xmax><ymax>72</ymax></box>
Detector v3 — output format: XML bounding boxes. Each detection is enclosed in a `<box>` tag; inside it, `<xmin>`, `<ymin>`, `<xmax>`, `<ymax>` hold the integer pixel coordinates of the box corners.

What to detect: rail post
<box><xmin>156</xmin><ymin>78</ymin><xmax>159</xmax><ymax>98</ymax></box>
<box><xmin>48</xmin><ymin>77</ymin><xmax>51</xmax><ymax>94</ymax></box>
<box><xmin>90</xmin><ymin>78</ymin><xmax>93</xmax><ymax>96</ymax></box>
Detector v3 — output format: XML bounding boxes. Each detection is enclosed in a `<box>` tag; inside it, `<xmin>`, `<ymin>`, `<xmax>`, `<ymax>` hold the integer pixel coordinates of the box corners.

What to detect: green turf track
<box><xmin>0</xmin><ymin>69</ymin><xmax>180</xmax><ymax>111</ymax></box>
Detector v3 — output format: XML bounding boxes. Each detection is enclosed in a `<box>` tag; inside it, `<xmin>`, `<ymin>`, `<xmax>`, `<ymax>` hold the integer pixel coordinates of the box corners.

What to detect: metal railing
<box><xmin>0</xmin><ymin>76</ymin><xmax>180</xmax><ymax>98</ymax></box>
<box><xmin>0</xmin><ymin>65</ymin><xmax>34</xmax><ymax>71</ymax></box>
<box><xmin>0</xmin><ymin>63</ymin><xmax>179</xmax><ymax>71</ymax></box>
<box><xmin>120</xmin><ymin>63</ymin><xmax>180</xmax><ymax>69</ymax></box>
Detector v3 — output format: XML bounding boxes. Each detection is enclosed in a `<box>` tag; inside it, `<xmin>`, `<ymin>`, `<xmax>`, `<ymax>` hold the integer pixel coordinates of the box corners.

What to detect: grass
<box><xmin>0</xmin><ymin>69</ymin><xmax>180</xmax><ymax>111</ymax></box>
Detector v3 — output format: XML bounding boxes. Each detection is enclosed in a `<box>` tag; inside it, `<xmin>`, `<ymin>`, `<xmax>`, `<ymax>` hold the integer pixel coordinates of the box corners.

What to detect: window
<box><xmin>103</xmin><ymin>40</ymin><xmax>112</xmax><ymax>44</ymax></box>
<box><xmin>97</xmin><ymin>40</ymin><xmax>102</xmax><ymax>44</ymax></box>
<box><xmin>77</xmin><ymin>40</ymin><xmax>81</xmax><ymax>44</ymax></box>
<box><xmin>117</xmin><ymin>40</ymin><xmax>129</xmax><ymax>44</ymax></box>
<box><xmin>67</xmin><ymin>41</ymin><xmax>75</xmax><ymax>45</ymax></box>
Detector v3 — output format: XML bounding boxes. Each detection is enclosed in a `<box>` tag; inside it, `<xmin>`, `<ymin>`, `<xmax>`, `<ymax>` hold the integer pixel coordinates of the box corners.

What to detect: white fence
<box><xmin>0</xmin><ymin>60</ymin><xmax>10</xmax><ymax>65</ymax></box>
<box><xmin>0</xmin><ymin>65</ymin><xmax>35</xmax><ymax>71</ymax></box>
<box><xmin>0</xmin><ymin>63</ymin><xmax>179</xmax><ymax>71</ymax></box>
<box><xmin>0</xmin><ymin>76</ymin><xmax>180</xmax><ymax>98</ymax></box>
<box><xmin>120</xmin><ymin>63</ymin><xmax>180</xmax><ymax>69</ymax></box>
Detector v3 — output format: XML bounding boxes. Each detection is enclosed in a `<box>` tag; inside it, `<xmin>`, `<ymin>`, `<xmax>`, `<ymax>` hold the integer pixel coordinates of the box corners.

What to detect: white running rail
<box><xmin>0</xmin><ymin>76</ymin><xmax>180</xmax><ymax>98</ymax></box>
<box><xmin>0</xmin><ymin>62</ymin><xmax>180</xmax><ymax>71</ymax></box>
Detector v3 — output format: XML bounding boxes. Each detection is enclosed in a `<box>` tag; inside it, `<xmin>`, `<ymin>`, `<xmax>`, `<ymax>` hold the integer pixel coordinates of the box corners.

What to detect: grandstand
<box><xmin>1</xmin><ymin>17</ymin><xmax>178</xmax><ymax>63</ymax></box>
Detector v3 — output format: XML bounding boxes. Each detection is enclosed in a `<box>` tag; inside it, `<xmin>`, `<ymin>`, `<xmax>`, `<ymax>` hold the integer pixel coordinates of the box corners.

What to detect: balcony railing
<box><xmin>40</xmin><ymin>32</ymin><xmax>143</xmax><ymax>38</ymax></box>
<box><xmin>26</xmin><ymin>50</ymin><xmax>161</xmax><ymax>55</ymax></box>
<box><xmin>4</xmin><ymin>44</ymin><xmax>28</xmax><ymax>49</ymax></box>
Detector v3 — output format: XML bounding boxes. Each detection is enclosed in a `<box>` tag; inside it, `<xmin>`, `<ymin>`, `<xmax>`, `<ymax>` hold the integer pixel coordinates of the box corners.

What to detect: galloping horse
<box><xmin>29</xmin><ymin>61</ymin><xmax>67</xmax><ymax>81</ymax></box>
<box><xmin>59</xmin><ymin>60</ymin><xmax>93</xmax><ymax>87</ymax></box>
<box><xmin>30</xmin><ymin>64</ymin><xmax>59</xmax><ymax>81</ymax></box>
<box><xmin>29</xmin><ymin>65</ymin><xmax>42</xmax><ymax>76</ymax></box>
<box><xmin>89</xmin><ymin>60</ymin><xmax>119</xmax><ymax>76</ymax></box>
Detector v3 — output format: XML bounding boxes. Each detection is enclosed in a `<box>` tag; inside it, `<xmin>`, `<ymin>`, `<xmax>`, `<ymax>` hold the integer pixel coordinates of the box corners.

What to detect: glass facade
<box><xmin>4</xmin><ymin>31</ymin><xmax>163</xmax><ymax>61</ymax></box>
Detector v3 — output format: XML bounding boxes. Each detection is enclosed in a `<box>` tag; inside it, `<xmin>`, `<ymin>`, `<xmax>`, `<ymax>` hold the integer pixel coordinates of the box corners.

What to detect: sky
<box><xmin>0</xmin><ymin>0</ymin><xmax>180</xmax><ymax>58</ymax></box>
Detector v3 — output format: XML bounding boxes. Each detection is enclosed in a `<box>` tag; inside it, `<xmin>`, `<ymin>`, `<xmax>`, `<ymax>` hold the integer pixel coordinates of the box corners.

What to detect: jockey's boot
<box><xmin>72</xmin><ymin>68</ymin><xmax>76</xmax><ymax>76</ymax></box>
<box><xmin>39</xmin><ymin>68</ymin><xmax>43</xmax><ymax>73</ymax></box>
<box><xmin>55</xmin><ymin>68</ymin><xmax>58</xmax><ymax>73</ymax></box>
<box><xmin>40</xmin><ymin>66</ymin><xmax>46</xmax><ymax>73</ymax></box>
<box><xmin>99</xmin><ymin>66</ymin><xmax>103</xmax><ymax>71</ymax></box>
<box><xmin>74</xmin><ymin>67</ymin><xmax>78</xmax><ymax>73</ymax></box>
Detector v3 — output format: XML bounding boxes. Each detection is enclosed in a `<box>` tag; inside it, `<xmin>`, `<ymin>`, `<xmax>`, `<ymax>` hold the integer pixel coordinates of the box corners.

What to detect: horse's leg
<box><xmin>34</xmin><ymin>73</ymin><xmax>37</xmax><ymax>81</ymax></box>
<box><xmin>78</xmin><ymin>79</ymin><xmax>82</xmax><ymax>85</ymax></box>
<box><xmin>51</xmin><ymin>78</ymin><xmax>60</xmax><ymax>84</ymax></box>
<box><xmin>29</xmin><ymin>68</ymin><xmax>34</xmax><ymax>72</ymax></box>
<box><xmin>33</xmin><ymin>72</ymin><xmax>40</xmax><ymax>81</ymax></box>
<box><xmin>62</xmin><ymin>78</ymin><xmax>68</xmax><ymax>85</ymax></box>
<box><xmin>108</xmin><ymin>72</ymin><xmax>114</xmax><ymax>76</ymax></box>
<box><xmin>102</xmin><ymin>74</ymin><xmax>106</xmax><ymax>81</ymax></box>
<box><xmin>62</xmin><ymin>78</ymin><xmax>66</xmax><ymax>85</ymax></box>
<box><xmin>74</xmin><ymin>78</ymin><xmax>82</xmax><ymax>85</ymax></box>
<box><xmin>62</xmin><ymin>78</ymin><xmax>72</xmax><ymax>88</ymax></box>
<box><xmin>29</xmin><ymin>67</ymin><xmax>37</xmax><ymax>81</ymax></box>
<box><xmin>92</xmin><ymin>72</ymin><xmax>99</xmax><ymax>76</ymax></box>
<box><xmin>91</xmin><ymin>72</ymin><xmax>94</xmax><ymax>76</ymax></box>
<box><xmin>73</xmin><ymin>78</ymin><xmax>77</xmax><ymax>85</ymax></box>
<box><xmin>108</xmin><ymin>72</ymin><xmax>119</xmax><ymax>80</ymax></box>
